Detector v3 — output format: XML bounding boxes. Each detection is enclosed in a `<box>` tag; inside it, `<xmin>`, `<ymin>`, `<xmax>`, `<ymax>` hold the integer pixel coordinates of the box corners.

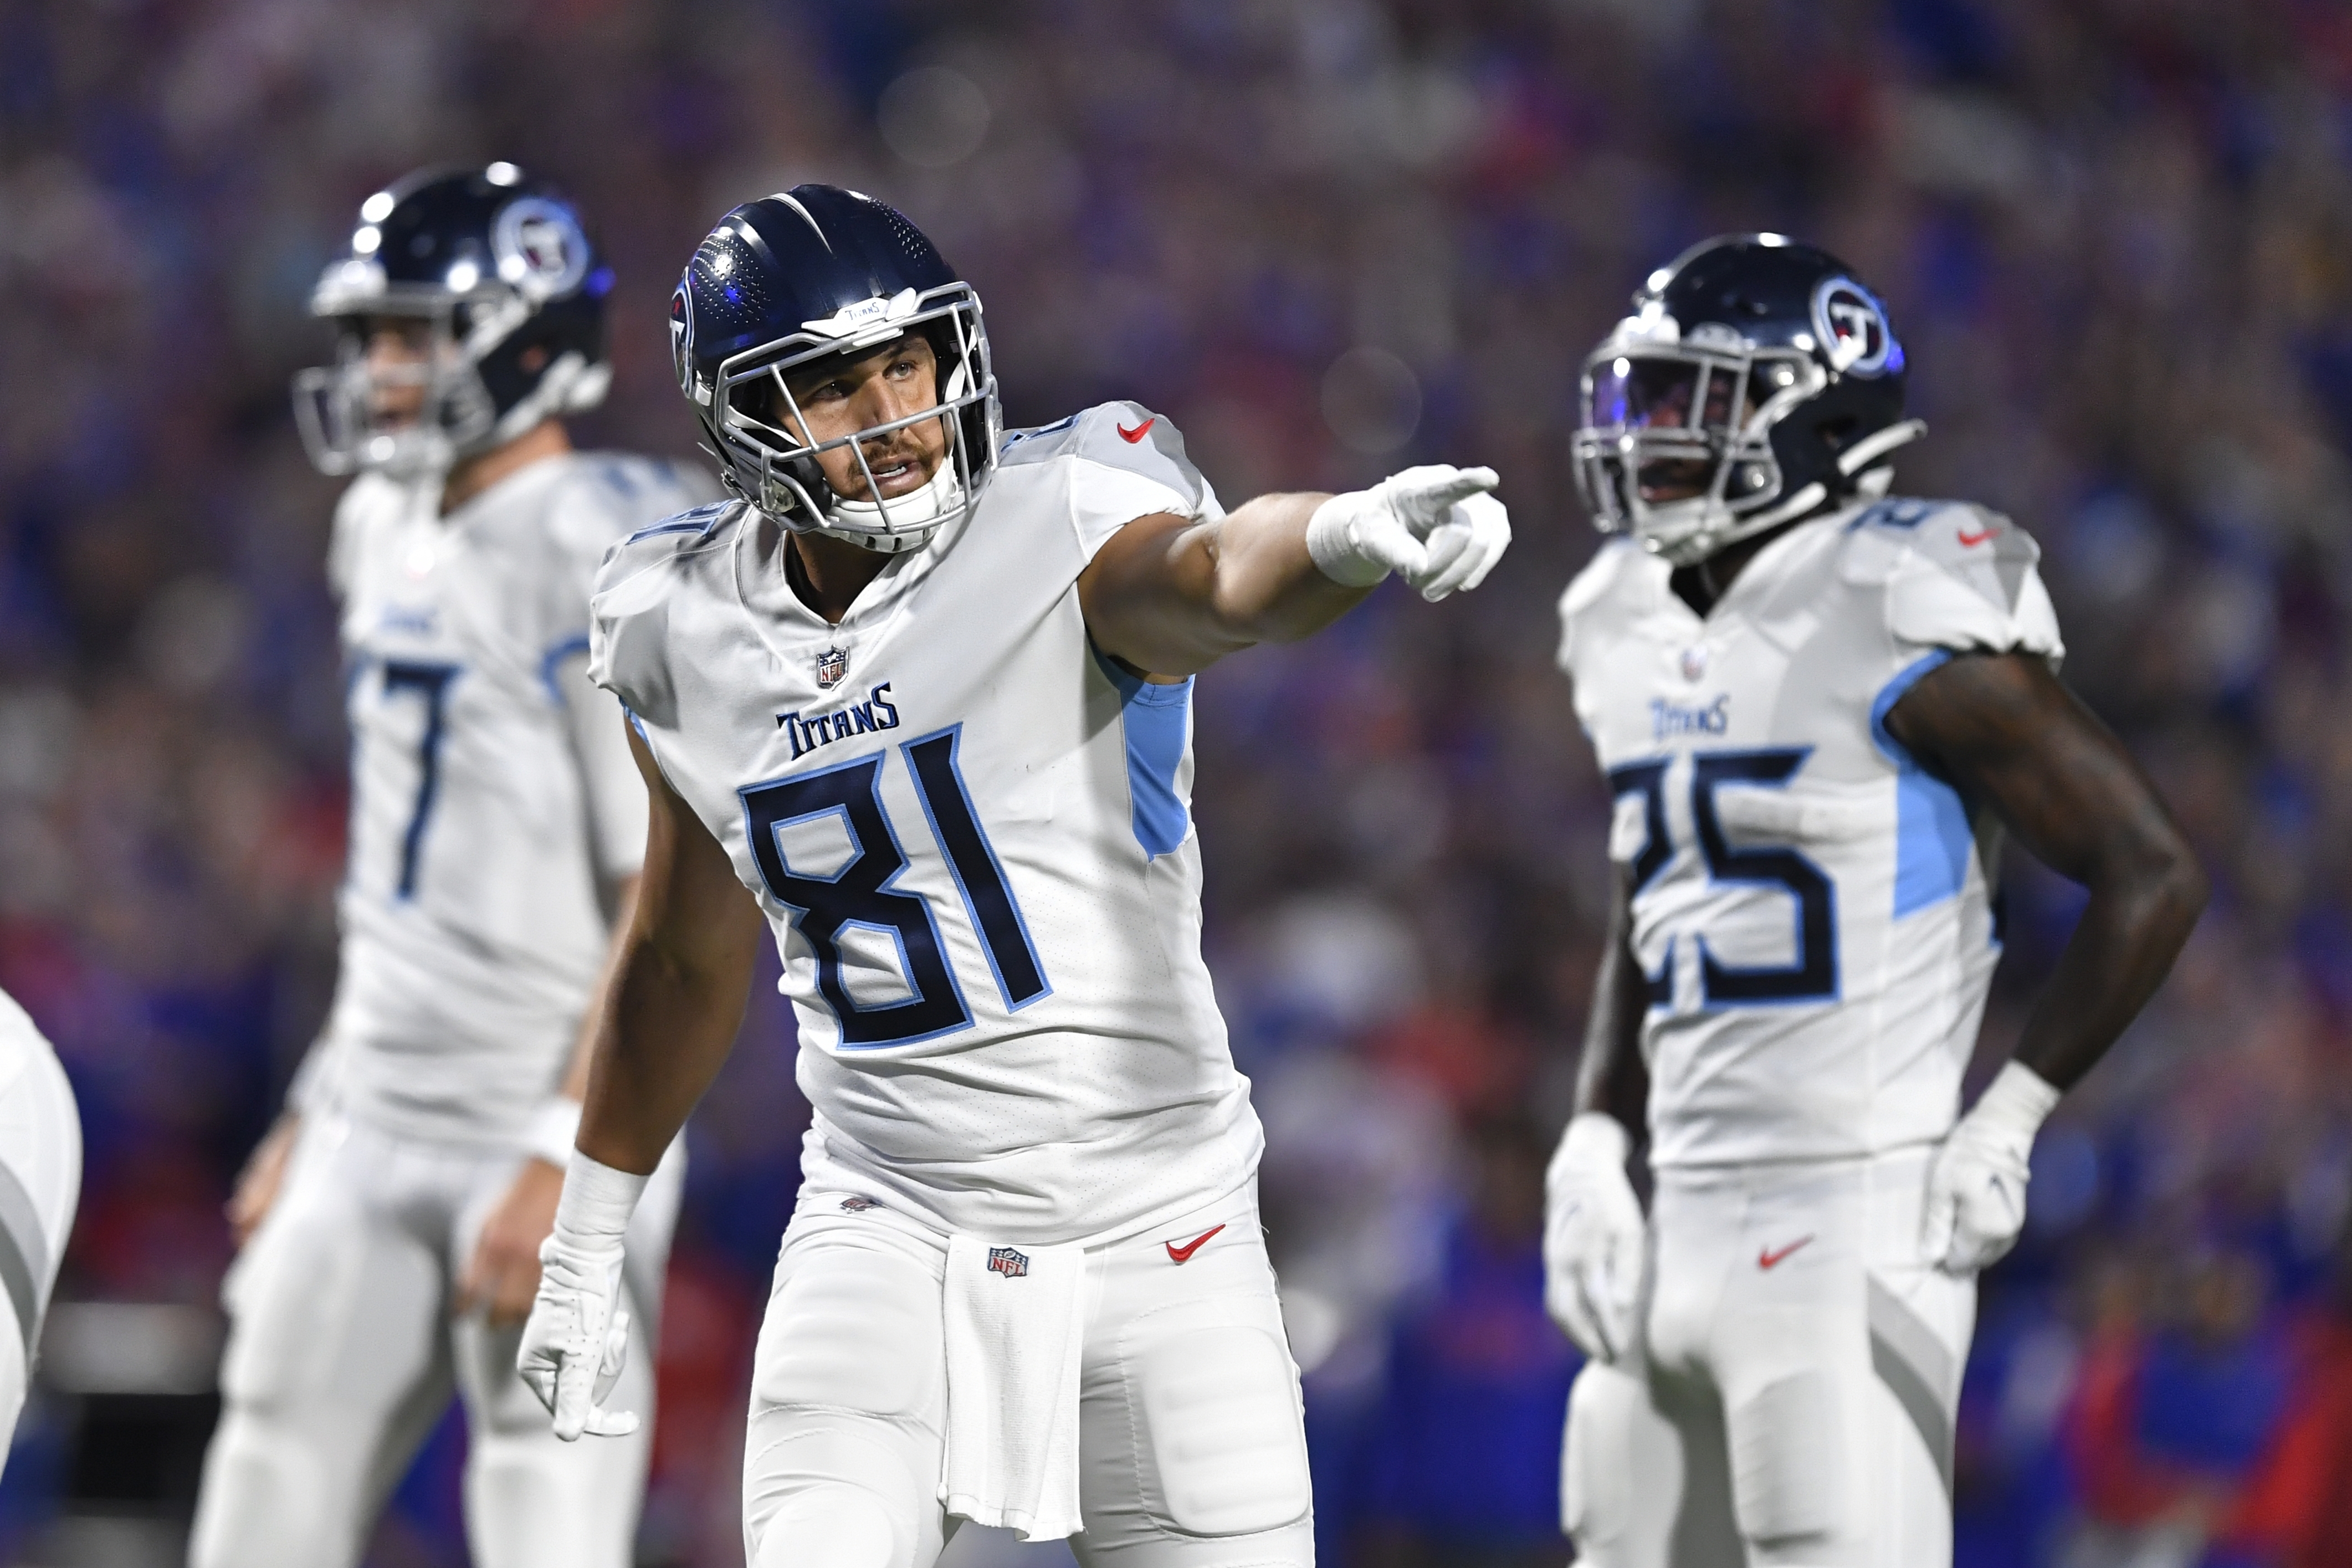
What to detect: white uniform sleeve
<box><xmin>1869</xmin><ymin>503</ymin><xmax>2065</xmax><ymax>669</ymax></box>
<box><xmin>555</xmin><ymin>650</ymin><xmax>648</xmax><ymax>882</ymax></box>
<box><xmin>543</xmin><ymin>458</ymin><xmax>721</xmax><ymax>883</ymax></box>
<box><xmin>1001</xmin><ymin>402</ymin><xmax>1222</xmax><ymax>564</ymax></box>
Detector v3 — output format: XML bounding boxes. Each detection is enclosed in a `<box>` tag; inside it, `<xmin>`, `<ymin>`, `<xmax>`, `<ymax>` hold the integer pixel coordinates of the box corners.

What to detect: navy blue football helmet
<box><xmin>669</xmin><ymin>186</ymin><xmax>997</xmax><ymax>554</ymax></box>
<box><xmin>293</xmin><ymin>163</ymin><xmax>612</xmax><ymax>478</ymax></box>
<box><xmin>1572</xmin><ymin>234</ymin><xmax>1924</xmax><ymax>566</ymax></box>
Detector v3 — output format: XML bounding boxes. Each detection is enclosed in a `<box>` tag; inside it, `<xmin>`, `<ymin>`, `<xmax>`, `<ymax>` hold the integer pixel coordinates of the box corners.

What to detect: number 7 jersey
<box><xmin>1556</xmin><ymin>498</ymin><xmax>2064</xmax><ymax>1171</ymax></box>
<box><xmin>588</xmin><ymin>403</ymin><xmax>1264</xmax><ymax>1244</ymax></box>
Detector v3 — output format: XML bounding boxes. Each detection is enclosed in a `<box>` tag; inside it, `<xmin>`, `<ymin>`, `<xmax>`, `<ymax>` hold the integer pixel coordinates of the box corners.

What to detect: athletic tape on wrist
<box><xmin>1970</xmin><ymin>1060</ymin><xmax>2062</xmax><ymax>1148</ymax></box>
<box><xmin>1552</xmin><ymin>1111</ymin><xmax>1632</xmax><ymax>1181</ymax></box>
<box><xmin>553</xmin><ymin>1150</ymin><xmax>648</xmax><ymax>1251</ymax></box>
<box><xmin>1304</xmin><ymin>493</ymin><xmax>1392</xmax><ymax>587</ymax></box>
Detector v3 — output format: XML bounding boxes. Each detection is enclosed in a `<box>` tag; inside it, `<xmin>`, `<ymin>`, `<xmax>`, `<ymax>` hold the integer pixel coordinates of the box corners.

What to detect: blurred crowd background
<box><xmin>3</xmin><ymin>0</ymin><xmax>2351</xmax><ymax>1564</ymax></box>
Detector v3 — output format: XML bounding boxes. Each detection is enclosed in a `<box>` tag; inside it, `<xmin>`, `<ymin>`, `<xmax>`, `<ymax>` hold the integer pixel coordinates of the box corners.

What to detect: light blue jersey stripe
<box><xmin>1871</xmin><ymin>650</ymin><xmax>1976</xmax><ymax>918</ymax></box>
<box><xmin>1092</xmin><ymin>649</ymin><xmax>1192</xmax><ymax>859</ymax></box>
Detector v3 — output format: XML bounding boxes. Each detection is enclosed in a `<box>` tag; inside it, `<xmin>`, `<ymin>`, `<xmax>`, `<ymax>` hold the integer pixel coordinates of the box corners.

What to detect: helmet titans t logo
<box><xmin>1811</xmin><ymin>276</ymin><xmax>1895</xmax><ymax>378</ymax></box>
<box><xmin>491</xmin><ymin>197</ymin><xmax>590</xmax><ymax>299</ymax></box>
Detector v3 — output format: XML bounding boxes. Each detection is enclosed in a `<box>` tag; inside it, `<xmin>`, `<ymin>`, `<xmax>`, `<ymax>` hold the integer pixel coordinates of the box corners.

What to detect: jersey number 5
<box><xmin>1609</xmin><ymin>747</ymin><xmax>1838</xmax><ymax>1007</ymax></box>
<box><xmin>740</xmin><ymin>725</ymin><xmax>1049</xmax><ymax>1047</ymax></box>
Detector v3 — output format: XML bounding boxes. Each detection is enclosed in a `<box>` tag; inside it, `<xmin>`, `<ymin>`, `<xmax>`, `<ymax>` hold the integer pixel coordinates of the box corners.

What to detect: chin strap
<box><xmin>1662</xmin><ymin>416</ymin><xmax>1931</xmax><ymax>564</ymax></box>
<box><xmin>813</xmin><ymin>459</ymin><xmax>967</xmax><ymax>554</ymax></box>
<box><xmin>1837</xmin><ymin>418</ymin><xmax>1926</xmax><ymax>478</ymax></box>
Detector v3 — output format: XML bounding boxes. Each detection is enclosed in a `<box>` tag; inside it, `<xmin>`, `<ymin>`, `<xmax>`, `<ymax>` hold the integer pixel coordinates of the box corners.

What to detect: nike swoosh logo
<box><xmin>1165</xmin><ymin>1224</ymin><xmax>1224</xmax><ymax>1264</ymax></box>
<box><xmin>1956</xmin><ymin>525</ymin><xmax>1994</xmax><ymax>547</ymax></box>
<box><xmin>1757</xmin><ymin>1236</ymin><xmax>1813</xmax><ymax>1270</ymax></box>
<box><xmin>1117</xmin><ymin>417</ymin><xmax>1156</xmax><ymax>444</ymax></box>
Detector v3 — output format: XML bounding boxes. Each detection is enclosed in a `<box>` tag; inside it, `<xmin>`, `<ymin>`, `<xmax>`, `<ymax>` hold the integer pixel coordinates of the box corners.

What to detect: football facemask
<box><xmin>1573</xmin><ymin>343</ymin><xmax>1835</xmax><ymax>567</ymax></box>
<box><xmin>706</xmin><ymin>285</ymin><xmax>994</xmax><ymax>556</ymax></box>
<box><xmin>294</xmin><ymin>288</ymin><xmax>608</xmax><ymax>480</ymax></box>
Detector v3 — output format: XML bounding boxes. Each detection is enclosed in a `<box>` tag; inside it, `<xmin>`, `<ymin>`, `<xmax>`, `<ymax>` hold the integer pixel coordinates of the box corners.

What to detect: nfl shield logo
<box><xmin>986</xmin><ymin>1246</ymin><xmax>1030</xmax><ymax>1279</ymax></box>
<box><xmin>814</xmin><ymin>647</ymin><xmax>849</xmax><ymax>689</ymax></box>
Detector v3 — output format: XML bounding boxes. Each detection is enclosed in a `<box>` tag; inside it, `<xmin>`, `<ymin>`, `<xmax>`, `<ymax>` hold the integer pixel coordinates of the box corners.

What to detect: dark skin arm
<box><xmin>1884</xmin><ymin>651</ymin><xmax>2207</xmax><ymax>1089</ymax></box>
<box><xmin>1571</xmin><ymin>868</ymin><xmax>1652</xmax><ymax>1131</ymax></box>
<box><xmin>575</xmin><ymin>724</ymin><xmax>768</xmax><ymax>1174</ymax></box>
<box><xmin>1075</xmin><ymin>498</ymin><xmax>1368</xmax><ymax>678</ymax></box>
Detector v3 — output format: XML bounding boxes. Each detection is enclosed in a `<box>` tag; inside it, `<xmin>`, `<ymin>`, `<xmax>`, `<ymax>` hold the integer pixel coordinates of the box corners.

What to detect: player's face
<box><xmin>358</xmin><ymin>317</ymin><xmax>438</xmax><ymax>427</ymax></box>
<box><xmin>774</xmin><ymin>334</ymin><xmax>948</xmax><ymax>503</ymax></box>
<box><xmin>1589</xmin><ymin>355</ymin><xmax>1756</xmax><ymax>504</ymax></box>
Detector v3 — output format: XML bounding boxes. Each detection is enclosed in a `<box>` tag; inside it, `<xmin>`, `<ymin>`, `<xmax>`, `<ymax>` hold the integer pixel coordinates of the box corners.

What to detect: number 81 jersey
<box><xmin>1556</xmin><ymin>497</ymin><xmax>2064</xmax><ymax>1171</ymax></box>
<box><xmin>589</xmin><ymin>403</ymin><xmax>1263</xmax><ymax>1245</ymax></box>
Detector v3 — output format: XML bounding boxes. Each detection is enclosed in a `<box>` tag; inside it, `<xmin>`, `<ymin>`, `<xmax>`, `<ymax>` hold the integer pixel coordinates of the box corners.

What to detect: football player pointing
<box><xmin>1544</xmin><ymin>237</ymin><xmax>2205</xmax><ymax>1567</ymax></box>
<box><xmin>191</xmin><ymin>167</ymin><xmax>711</xmax><ymax>1568</ymax></box>
<box><xmin>515</xmin><ymin>186</ymin><xmax>1509</xmax><ymax>1567</ymax></box>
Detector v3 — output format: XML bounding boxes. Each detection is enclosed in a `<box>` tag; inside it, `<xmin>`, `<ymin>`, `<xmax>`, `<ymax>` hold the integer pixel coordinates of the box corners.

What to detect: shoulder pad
<box><xmin>545</xmin><ymin>454</ymin><xmax>724</xmax><ymax>552</ymax></box>
<box><xmin>587</xmin><ymin>499</ymin><xmax>744</xmax><ymax>727</ymax></box>
<box><xmin>999</xmin><ymin>401</ymin><xmax>1217</xmax><ymax>517</ymax></box>
<box><xmin>1556</xmin><ymin>537</ymin><xmax>1669</xmax><ymax>674</ymax></box>
<box><xmin>1838</xmin><ymin>497</ymin><xmax>2062</xmax><ymax>662</ymax></box>
<box><xmin>598</xmin><ymin>499</ymin><xmax>737</xmax><ymax>584</ymax></box>
<box><xmin>336</xmin><ymin>470</ymin><xmax>405</xmax><ymax>520</ymax></box>
<box><xmin>1559</xmin><ymin>536</ymin><xmax>1656</xmax><ymax>622</ymax></box>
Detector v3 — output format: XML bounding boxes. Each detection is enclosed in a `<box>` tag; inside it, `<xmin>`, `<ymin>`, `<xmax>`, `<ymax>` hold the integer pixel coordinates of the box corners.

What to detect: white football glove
<box><xmin>1305</xmin><ymin>464</ymin><xmax>1511</xmax><ymax>601</ymax></box>
<box><xmin>1921</xmin><ymin>1061</ymin><xmax>2061</xmax><ymax>1275</ymax></box>
<box><xmin>1544</xmin><ymin>1113</ymin><xmax>1646</xmax><ymax>1364</ymax></box>
<box><xmin>516</xmin><ymin>1152</ymin><xmax>647</xmax><ymax>1441</ymax></box>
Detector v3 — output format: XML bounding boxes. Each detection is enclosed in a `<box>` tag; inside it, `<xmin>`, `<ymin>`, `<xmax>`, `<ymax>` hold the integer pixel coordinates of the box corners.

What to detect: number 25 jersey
<box><xmin>588</xmin><ymin>403</ymin><xmax>1264</xmax><ymax>1244</ymax></box>
<box><xmin>1556</xmin><ymin>498</ymin><xmax>2065</xmax><ymax>1171</ymax></box>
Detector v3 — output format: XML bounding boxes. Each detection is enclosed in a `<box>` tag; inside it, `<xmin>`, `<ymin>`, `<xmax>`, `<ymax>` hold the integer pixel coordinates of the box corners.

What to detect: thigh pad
<box><xmin>1121</xmin><ymin>1315</ymin><xmax>1309</xmax><ymax>1538</ymax></box>
<box><xmin>752</xmin><ymin>1239</ymin><xmax>943</xmax><ymax>1423</ymax></box>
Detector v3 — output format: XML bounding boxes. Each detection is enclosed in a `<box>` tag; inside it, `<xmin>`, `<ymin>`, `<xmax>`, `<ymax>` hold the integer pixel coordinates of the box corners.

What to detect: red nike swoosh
<box><xmin>1117</xmin><ymin>417</ymin><xmax>1156</xmax><ymax>444</ymax></box>
<box><xmin>1757</xmin><ymin>1236</ymin><xmax>1813</xmax><ymax>1270</ymax></box>
<box><xmin>1165</xmin><ymin>1224</ymin><xmax>1223</xmax><ymax>1264</ymax></box>
<box><xmin>1956</xmin><ymin>525</ymin><xmax>1994</xmax><ymax>547</ymax></box>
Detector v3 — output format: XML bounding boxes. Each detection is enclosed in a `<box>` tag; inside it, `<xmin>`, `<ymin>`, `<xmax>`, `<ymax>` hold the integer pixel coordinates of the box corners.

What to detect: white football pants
<box><xmin>744</xmin><ymin>1186</ymin><xmax>1315</xmax><ymax>1568</ymax></box>
<box><xmin>188</xmin><ymin>1114</ymin><xmax>683</xmax><ymax>1568</ymax></box>
<box><xmin>1562</xmin><ymin>1148</ymin><xmax>1972</xmax><ymax>1568</ymax></box>
<box><xmin>0</xmin><ymin>1014</ymin><xmax>82</xmax><ymax>1472</ymax></box>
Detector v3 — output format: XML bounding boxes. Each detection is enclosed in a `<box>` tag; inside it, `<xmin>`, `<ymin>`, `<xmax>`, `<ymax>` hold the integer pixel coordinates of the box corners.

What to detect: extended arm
<box><xmin>1077</xmin><ymin>467</ymin><xmax>1509</xmax><ymax>678</ymax></box>
<box><xmin>1885</xmin><ymin>652</ymin><xmax>2207</xmax><ymax>1090</ymax></box>
<box><xmin>1887</xmin><ymin>650</ymin><xmax>2206</xmax><ymax>1272</ymax></box>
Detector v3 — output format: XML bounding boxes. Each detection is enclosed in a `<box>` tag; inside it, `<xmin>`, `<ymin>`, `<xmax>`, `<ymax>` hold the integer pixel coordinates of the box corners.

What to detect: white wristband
<box><xmin>553</xmin><ymin>1150</ymin><xmax>648</xmax><ymax>1252</ymax></box>
<box><xmin>1559</xmin><ymin>1111</ymin><xmax>1632</xmax><ymax>1170</ymax></box>
<box><xmin>1304</xmin><ymin>493</ymin><xmax>1391</xmax><ymax>587</ymax></box>
<box><xmin>524</xmin><ymin>1098</ymin><xmax>583</xmax><ymax>1169</ymax></box>
<box><xmin>1968</xmin><ymin>1060</ymin><xmax>2062</xmax><ymax>1145</ymax></box>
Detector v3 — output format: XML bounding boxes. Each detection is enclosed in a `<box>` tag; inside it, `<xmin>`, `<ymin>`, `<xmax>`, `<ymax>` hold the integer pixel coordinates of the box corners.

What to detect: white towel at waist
<box><xmin>940</xmin><ymin>1234</ymin><xmax>1089</xmax><ymax>1541</ymax></box>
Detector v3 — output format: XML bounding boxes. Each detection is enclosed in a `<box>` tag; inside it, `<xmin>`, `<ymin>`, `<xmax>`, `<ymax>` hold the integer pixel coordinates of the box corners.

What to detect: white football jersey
<box><xmin>590</xmin><ymin>403</ymin><xmax>1264</xmax><ymax>1244</ymax></box>
<box><xmin>308</xmin><ymin>453</ymin><xmax>718</xmax><ymax>1144</ymax></box>
<box><xmin>1556</xmin><ymin>497</ymin><xmax>2065</xmax><ymax>1170</ymax></box>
